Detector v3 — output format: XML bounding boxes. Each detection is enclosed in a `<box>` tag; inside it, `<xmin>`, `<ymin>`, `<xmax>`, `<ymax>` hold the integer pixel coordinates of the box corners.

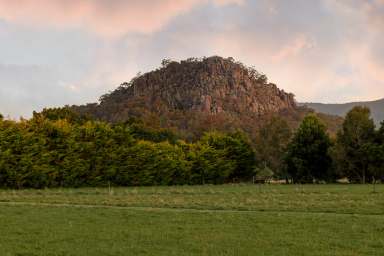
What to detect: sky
<box><xmin>0</xmin><ymin>0</ymin><xmax>383</xmax><ymax>118</ymax></box>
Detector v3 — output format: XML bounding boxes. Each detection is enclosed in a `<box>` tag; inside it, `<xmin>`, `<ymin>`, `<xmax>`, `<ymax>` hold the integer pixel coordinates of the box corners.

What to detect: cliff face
<box><xmin>102</xmin><ymin>56</ymin><xmax>296</xmax><ymax>117</ymax></box>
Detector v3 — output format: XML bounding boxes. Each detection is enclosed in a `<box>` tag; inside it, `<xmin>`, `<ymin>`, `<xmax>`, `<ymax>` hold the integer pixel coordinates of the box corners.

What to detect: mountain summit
<box><xmin>74</xmin><ymin>56</ymin><xmax>339</xmax><ymax>139</ymax></box>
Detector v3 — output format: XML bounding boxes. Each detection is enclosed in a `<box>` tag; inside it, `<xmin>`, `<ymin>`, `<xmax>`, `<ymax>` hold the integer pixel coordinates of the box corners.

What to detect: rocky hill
<box><xmin>74</xmin><ymin>56</ymin><xmax>341</xmax><ymax>139</ymax></box>
<box><xmin>300</xmin><ymin>98</ymin><xmax>384</xmax><ymax>125</ymax></box>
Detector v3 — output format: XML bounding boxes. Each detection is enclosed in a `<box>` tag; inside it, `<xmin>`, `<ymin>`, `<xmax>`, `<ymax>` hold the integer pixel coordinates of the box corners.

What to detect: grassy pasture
<box><xmin>0</xmin><ymin>184</ymin><xmax>383</xmax><ymax>255</ymax></box>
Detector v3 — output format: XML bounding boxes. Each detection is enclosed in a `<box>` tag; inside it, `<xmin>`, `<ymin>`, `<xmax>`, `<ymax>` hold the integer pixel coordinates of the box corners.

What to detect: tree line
<box><xmin>0</xmin><ymin>108</ymin><xmax>256</xmax><ymax>188</ymax></box>
<box><xmin>263</xmin><ymin>106</ymin><xmax>384</xmax><ymax>184</ymax></box>
<box><xmin>0</xmin><ymin>106</ymin><xmax>383</xmax><ymax>188</ymax></box>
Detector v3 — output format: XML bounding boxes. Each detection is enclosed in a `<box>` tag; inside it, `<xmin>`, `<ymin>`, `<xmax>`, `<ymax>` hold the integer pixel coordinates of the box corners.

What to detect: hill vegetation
<box><xmin>0</xmin><ymin>105</ymin><xmax>382</xmax><ymax>188</ymax></box>
<box><xmin>0</xmin><ymin>57</ymin><xmax>382</xmax><ymax>188</ymax></box>
<box><xmin>0</xmin><ymin>108</ymin><xmax>257</xmax><ymax>188</ymax></box>
<box><xmin>73</xmin><ymin>56</ymin><xmax>343</xmax><ymax>140</ymax></box>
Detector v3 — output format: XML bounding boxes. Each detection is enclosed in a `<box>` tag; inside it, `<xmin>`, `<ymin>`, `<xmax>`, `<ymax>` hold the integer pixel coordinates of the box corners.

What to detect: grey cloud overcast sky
<box><xmin>0</xmin><ymin>0</ymin><xmax>383</xmax><ymax>118</ymax></box>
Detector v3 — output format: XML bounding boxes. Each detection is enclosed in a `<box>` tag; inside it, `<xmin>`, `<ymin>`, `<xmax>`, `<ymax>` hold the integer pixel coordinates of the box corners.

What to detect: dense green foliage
<box><xmin>256</xmin><ymin>117</ymin><xmax>292</xmax><ymax>178</ymax></box>
<box><xmin>334</xmin><ymin>107</ymin><xmax>383</xmax><ymax>183</ymax></box>
<box><xmin>0</xmin><ymin>108</ymin><xmax>255</xmax><ymax>188</ymax></box>
<box><xmin>284</xmin><ymin>115</ymin><xmax>332</xmax><ymax>183</ymax></box>
<box><xmin>192</xmin><ymin>132</ymin><xmax>256</xmax><ymax>184</ymax></box>
<box><xmin>283</xmin><ymin>108</ymin><xmax>384</xmax><ymax>183</ymax></box>
<box><xmin>0</xmin><ymin>105</ymin><xmax>384</xmax><ymax>187</ymax></box>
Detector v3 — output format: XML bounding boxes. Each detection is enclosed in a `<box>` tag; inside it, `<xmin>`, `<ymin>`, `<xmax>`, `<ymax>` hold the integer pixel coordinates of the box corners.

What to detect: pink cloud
<box><xmin>0</xmin><ymin>0</ymin><xmax>243</xmax><ymax>37</ymax></box>
<box><xmin>272</xmin><ymin>34</ymin><xmax>315</xmax><ymax>62</ymax></box>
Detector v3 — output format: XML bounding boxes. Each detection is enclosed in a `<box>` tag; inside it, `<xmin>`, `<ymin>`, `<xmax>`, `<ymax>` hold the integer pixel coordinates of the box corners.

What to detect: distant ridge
<box><xmin>300</xmin><ymin>98</ymin><xmax>384</xmax><ymax>124</ymax></box>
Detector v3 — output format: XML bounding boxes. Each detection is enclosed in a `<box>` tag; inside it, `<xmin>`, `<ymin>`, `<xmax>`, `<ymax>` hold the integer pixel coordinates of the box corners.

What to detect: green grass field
<box><xmin>0</xmin><ymin>184</ymin><xmax>383</xmax><ymax>255</ymax></box>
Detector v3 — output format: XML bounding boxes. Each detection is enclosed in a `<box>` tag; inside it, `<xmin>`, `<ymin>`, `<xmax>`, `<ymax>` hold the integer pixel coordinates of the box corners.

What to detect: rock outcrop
<box><xmin>73</xmin><ymin>56</ymin><xmax>341</xmax><ymax>139</ymax></box>
<box><xmin>101</xmin><ymin>56</ymin><xmax>296</xmax><ymax>117</ymax></box>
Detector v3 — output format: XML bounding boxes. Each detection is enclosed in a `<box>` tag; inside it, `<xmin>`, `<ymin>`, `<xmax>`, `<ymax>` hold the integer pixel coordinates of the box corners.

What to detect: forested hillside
<box><xmin>1</xmin><ymin>57</ymin><xmax>382</xmax><ymax>188</ymax></box>
<box><xmin>0</xmin><ymin>105</ymin><xmax>382</xmax><ymax>188</ymax></box>
<box><xmin>73</xmin><ymin>56</ymin><xmax>343</xmax><ymax>140</ymax></box>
